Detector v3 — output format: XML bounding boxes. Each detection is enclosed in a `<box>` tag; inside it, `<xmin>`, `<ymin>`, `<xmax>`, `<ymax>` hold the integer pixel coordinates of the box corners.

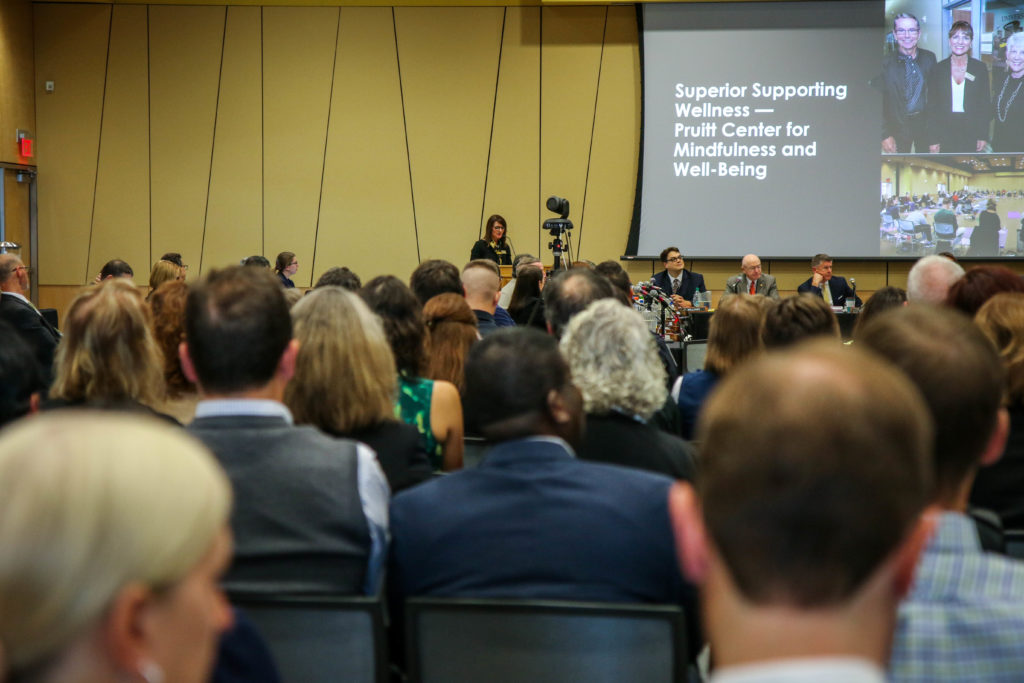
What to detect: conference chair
<box><xmin>933</xmin><ymin>221</ymin><xmax>956</xmax><ymax>252</ymax></box>
<box><xmin>897</xmin><ymin>220</ymin><xmax>924</xmax><ymax>254</ymax></box>
<box><xmin>1005</xmin><ymin>529</ymin><xmax>1024</xmax><ymax>561</ymax></box>
<box><xmin>405</xmin><ymin>597</ymin><xmax>689</xmax><ymax>683</ymax></box>
<box><xmin>230</xmin><ymin>594</ymin><xmax>388</xmax><ymax>683</ymax></box>
<box><xmin>462</xmin><ymin>435</ymin><xmax>492</xmax><ymax>469</ymax></box>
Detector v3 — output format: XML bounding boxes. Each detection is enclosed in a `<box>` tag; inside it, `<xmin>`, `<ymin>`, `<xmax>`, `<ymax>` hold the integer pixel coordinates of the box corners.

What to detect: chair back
<box><xmin>462</xmin><ymin>435</ymin><xmax>492</xmax><ymax>469</ymax></box>
<box><xmin>231</xmin><ymin>594</ymin><xmax>388</xmax><ymax>683</ymax></box>
<box><xmin>1005</xmin><ymin>529</ymin><xmax>1024</xmax><ymax>560</ymax></box>
<box><xmin>405</xmin><ymin>597</ymin><xmax>688</xmax><ymax>683</ymax></box>
<box><xmin>934</xmin><ymin>221</ymin><xmax>956</xmax><ymax>237</ymax></box>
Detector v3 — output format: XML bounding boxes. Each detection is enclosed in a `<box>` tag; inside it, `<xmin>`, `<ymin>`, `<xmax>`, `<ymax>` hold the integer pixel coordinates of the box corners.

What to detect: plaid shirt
<box><xmin>889</xmin><ymin>512</ymin><xmax>1024</xmax><ymax>682</ymax></box>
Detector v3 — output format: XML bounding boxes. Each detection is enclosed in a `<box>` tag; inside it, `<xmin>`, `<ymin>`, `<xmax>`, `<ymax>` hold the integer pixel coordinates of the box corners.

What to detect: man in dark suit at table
<box><xmin>389</xmin><ymin>328</ymin><xmax>701</xmax><ymax>656</ymax></box>
<box><xmin>651</xmin><ymin>247</ymin><xmax>705</xmax><ymax>309</ymax></box>
<box><xmin>0</xmin><ymin>253</ymin><xmax>61</xmax><ymax>383</ymax></box>
<box><xmin>797</xmin><ymin>253</ymin><xmax>862</xmax><ymax>308</ymax></box>
<box><xmin>723</xmin><ymin>253</ymin><xmax>779</xmax><ymax>300</ymax></box>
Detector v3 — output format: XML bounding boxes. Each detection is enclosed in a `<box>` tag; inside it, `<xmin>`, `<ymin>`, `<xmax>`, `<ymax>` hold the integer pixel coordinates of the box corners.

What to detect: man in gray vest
<box><xmin>182</xmin><ymin>265</ymin><xmax>388</xmax><ymax>596</ymax></box>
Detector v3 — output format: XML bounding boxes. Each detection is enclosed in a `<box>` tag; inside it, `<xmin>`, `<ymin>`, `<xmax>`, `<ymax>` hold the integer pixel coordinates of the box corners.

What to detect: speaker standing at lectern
<box><xmin>470</xmin><ymin>214</ymin><xmax>513</xmax><ymax>266</ymax></box>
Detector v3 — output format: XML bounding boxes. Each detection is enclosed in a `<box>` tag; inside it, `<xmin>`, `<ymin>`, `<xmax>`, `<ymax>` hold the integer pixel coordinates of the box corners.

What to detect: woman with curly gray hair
<box><xmin>559</xmin><ymin>298</ymin><xmax>695</xmax><ymax>480</ymax></box>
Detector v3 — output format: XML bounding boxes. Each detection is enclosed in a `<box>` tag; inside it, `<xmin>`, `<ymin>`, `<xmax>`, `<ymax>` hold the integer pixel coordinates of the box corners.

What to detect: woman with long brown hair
<box><xmin>423</xmin><ymin>292</ymin><xmax>478</xmax><ymax>393</ymax></box>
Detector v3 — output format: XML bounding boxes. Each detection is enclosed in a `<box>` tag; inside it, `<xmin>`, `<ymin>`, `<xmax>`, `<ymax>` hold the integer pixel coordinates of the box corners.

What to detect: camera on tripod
<box><xmin>543</xmin><ymin>196</ymin><xmax>574</xmax><ymax>237</ymax></box>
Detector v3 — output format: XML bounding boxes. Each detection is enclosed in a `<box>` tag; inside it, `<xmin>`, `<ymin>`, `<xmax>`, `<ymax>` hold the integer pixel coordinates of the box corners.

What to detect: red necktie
<box><xmin>749</xmin><ymin>281</ymin><xmax>756</xmax><ymax>295</ymax></box>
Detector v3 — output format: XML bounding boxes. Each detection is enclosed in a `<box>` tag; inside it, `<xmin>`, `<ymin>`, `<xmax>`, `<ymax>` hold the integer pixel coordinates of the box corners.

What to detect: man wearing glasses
<box><xmin>881</xmin><ymin>13</ymin><xmax>936</xmax><ymax>153</ymax></box>
<box><xmin>0</xmin><ymin>254</ymin><xmax>61</xmax><ymax>382</ymax></box>
<box><xmin>652</xmin><ymin>247</ymin><xmax>705</xmax><ymax>309</ymax></box>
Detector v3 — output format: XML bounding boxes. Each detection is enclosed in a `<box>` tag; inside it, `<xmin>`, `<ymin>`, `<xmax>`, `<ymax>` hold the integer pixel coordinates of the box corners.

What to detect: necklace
<box><xmin>998</xmin><ymin>74</ymin><xmax>1024</xmax><ymax>123</ymax></box>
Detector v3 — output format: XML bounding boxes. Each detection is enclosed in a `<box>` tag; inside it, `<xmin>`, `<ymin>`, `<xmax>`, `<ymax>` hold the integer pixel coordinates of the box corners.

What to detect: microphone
<box><xmin>505</xmin><ymin>236</ymin><xmax>517</xmax><ymax>259</ymax></box>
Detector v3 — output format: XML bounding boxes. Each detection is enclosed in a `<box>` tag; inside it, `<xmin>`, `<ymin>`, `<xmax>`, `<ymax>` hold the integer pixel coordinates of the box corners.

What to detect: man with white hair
<box><xmin>906</xmin><ymin>254</ymin><xmax>965</xmax><ymax>304</ymax></box>
<box><xmin>723</xmin><ymin>253</ymin><xmax>779</xmax><ymax>300</ymax></box>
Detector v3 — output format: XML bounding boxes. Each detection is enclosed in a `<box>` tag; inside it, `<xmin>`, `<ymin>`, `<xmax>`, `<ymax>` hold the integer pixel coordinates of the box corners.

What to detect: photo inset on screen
<box><xmin>880</xmin><ymin>155</ymin><xmax>1024</xmax><ymax>256</ymax></box>
<box><xmin>882</xmin><ymin>0</ymin><xmax>1024</xmax><ymax>155</ymax></box>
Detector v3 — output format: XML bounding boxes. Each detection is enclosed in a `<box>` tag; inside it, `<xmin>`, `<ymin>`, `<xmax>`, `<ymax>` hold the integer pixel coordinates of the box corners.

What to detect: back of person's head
<box><xmin>148</xmin><ymin>280</ymin><xmax>193</xmax><ymax>399</ymax></box>
<box><xmin>282</xmin><ymin>287</ymin><xmax>304</xmax><ymax>309</ymax></box>
<box><xmin>409</xmin><ymin>259</ymin><xmax>462</xmax><ymax>304</ymax></box>
<box><xmin>51</xmin><ymin>279</ymin><xmax>164</xmax><ymax>406</ymax></box>
<box><xmin>853</xmin><ymin>286</ymin><xmax>906</xmax><ymax>337</ymax></box>
<box><xmin>184</xmin><ymin>266</ymin><xmax>291</xmax><ymax>394</ymax></box>
<box><xmin>975</xmin><ymin>292</ymin><xmax>1024</xmax><ymax>405</ymax></box>
<box><xmin>360</xmin><ymin>275</ymin><xmax>426</xmax><ymax>376</ymax></box>
<box><xmin>559</xmin><ymin>299</ymin><xmax>666</xmax><ymax>421</ymax></box>
<box><xmin>314</xmin><ymin>266</ymin><xmax>361</xmax><ymax>291</ymax></box>
<box><xmin>149</xmin><ymin>259</ymin><xmax>181</xmax><ymax>291</ymax></box>
<box><xmin>463</xmin><ymin>328</ymin><xmax>579</xmax><ymax>442</ymax></box>
<box><xmin>461</xmin><ymin>260</ymin><xmax>501</xmax><ymax>306</ymax></box>
<box><xmin>423</xmin><ymin>293</ymin><xmax>478</xmax><ymax>393</ymax></box>
<box><xmin>946</xmin><ymin>265</ymin><xmax>1024</xmax><ymax>317</ymax></box>
<box><xmin>508</xmin><ymin>266</ymin><xmax>544</xmax><ymax>314</ymax></box>
<box><xmin>858</xmin><ymin>305</ymin><xmax>1005</xmax><ymax>504</ymax></box>
<box><xmin>543</xmin><ymin>268</ymin><xmax>617</xmax><ymax>338</ymax></box>
<box><xmin>694</xmin><ymin>343</ymin><xmax>932</xmax><ymax>608</ymax></box>
<box><xmin>160</xmin><ymin>252</ymin><xmax>184</xmax><ymax>268</ymax></box>
<box><xmin>286</xmin><ymin>287</ymin><xmax>398</xmax><ymax>433</ymax></box>
<box><xmin>100</xmin><ymin>259</ymin><xmax>134</xmax><ymax>280</ymax></box>
<box><xmin>762</xmin><ymin>294</ymin><xmax>840</xmax><ymax>348</ymax></box>
<box><xmin>274</xmin><ymin>251</ymin><xmax>295</xmax><ymax>275</ymax></box>
<box><xmin>241</xmin><ymin>254</ymin><xmax>271</xmax><ymax>269</ymax></box>
<box><xmin>594</xmin><ymin>260</ymin><xmax>633</xmax><ymax>306</ymax></box>
<box><xmin>512</xmin><ymin>253</ymin><xmax>539</xmax><ymax>277</ymax></box>
<box><xmin>0</xmin><ymin>320</ymin><xmax>45</xmax><ymax>427</ymax></box>
<box><xmin>0</xmin><ymin>412</ymin><xmax>232</xmax><ymax>682</ymax></box>
<box><xmin>907</xmin><ymin>255</ymin><xmax>964</xmax><ymax>304</ymax></box>
<box><xmin>704</xmin><ymin>294</ymin><xmax>764</xmax><ymax>375</ymax></box>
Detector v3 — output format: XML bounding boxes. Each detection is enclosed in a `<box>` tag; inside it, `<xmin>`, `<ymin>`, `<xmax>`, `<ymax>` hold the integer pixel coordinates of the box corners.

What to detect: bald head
<box><xmin>0</xmin><ymin>255</ymin><xmax>27</xmax><ymax>295</ymax></box>
<box><xmin>462</xmin><ymin>261</ymin><xmax>501</xmax><ymax>313</ymax></box>
<box><xmin>740</xmin><ymin>254</ymin><xmax>762</xmax><ymax>280</ymax></box>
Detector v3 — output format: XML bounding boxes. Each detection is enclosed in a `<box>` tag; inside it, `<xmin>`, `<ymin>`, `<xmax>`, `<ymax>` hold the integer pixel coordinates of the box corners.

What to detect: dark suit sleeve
<box><xmin>796</xmin><ymin>279</ymin><xmax>819</xmax><ymax>296</ymax></box>
<box><xmin>2</xmin><ymin>302</ymin><xmax>58</xmax><ymax>382</ymax></box>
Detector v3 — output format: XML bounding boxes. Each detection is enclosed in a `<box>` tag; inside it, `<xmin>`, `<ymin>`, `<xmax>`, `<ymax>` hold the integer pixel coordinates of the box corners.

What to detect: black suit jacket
<box><xmin>330</xmin><ymin>420</ymin><xmax>434</xmax><ymax>494</ymax></box>
<box><xmin>796</xmin><ymin>275</ymin><xmax>862</xmax><ymax>307</ymax></box>
<box><xmin>925</xmin><ymin>56</ymin><xmax>992</xmax><ymax>152</ymax></box>
<box><xmin>651</xmin><ymin>269</ymin><xmax>706</xmax><ymax>303</ymax></box>
<box><xmin>0</xmin><ymin>292</ymin><xmax>61</xmax><ymax>382</ymax></box>
<box><xmin>578</xmin><ymin>412</ymin><xmax>696</xmax><ymax>482</ymax></box>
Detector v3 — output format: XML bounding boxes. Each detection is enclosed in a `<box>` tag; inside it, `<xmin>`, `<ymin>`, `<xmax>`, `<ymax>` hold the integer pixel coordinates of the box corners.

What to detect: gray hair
<box><xmin>559</xmin><ymin>299</ymin><xmax>667</xmax><ymax>419</ymax></box>
<box><xmin>907</xmin><ymin>255</ymin><xmax>965</xmax><ymax>304</ymax></box>
<box><xmin>1008</xmin><ymin>31</ymin><xmax>1024</xmax><ymax>52</ymax></box>
<box><xmin>513</xmin><ymin>253</ymin><xmax>538</xmax><ymax>277</ymax></box>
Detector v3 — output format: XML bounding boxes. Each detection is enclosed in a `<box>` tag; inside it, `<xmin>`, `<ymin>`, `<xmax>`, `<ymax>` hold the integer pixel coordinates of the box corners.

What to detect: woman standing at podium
<box><xmin>470</xmin><ymin>214</ymin><xmax>512</xmax><ymax>265</ymax></box>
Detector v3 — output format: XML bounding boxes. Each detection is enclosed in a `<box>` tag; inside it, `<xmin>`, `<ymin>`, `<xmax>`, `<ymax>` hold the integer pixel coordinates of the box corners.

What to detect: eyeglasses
<box><xmin>894</xmin><ymin>28</ymin><xmax>919</xmax><ymax>36</ymax></box>
<box><xmin>665</xmin><ymin>256</ymin><xmax>684</xmax><ymax>263</ymax></box>
<box><xmin>14</xmin><ymin>265</ymin><xmax>31</xmax><ymax>274</ymax></box>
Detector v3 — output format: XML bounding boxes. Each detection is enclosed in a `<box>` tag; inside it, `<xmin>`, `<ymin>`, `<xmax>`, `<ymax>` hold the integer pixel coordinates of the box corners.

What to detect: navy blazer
<box><xmin>796</xmin><ymin>275</ymin><xmax>863</xmax><ymax>307</ymax></box>
<box><xmin>389</xmin><ymin>437</ymin><xmax>702</xmax><ymax>657</ymax></box>
<box><xmin>651</xmin><ymin>269</ymin><xmax>706</xmax><ymax>302</ymax></box>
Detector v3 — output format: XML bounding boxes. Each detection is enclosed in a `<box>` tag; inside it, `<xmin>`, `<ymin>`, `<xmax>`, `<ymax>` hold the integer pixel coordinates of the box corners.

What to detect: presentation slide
<box><xmin>634</xmin><ymin>1</ymin><xmax>884</xmax><ymax>258</ymax></box>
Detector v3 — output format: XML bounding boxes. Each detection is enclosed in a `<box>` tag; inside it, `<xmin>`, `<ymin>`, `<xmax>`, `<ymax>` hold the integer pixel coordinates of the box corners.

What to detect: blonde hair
<box><xmin>559</xmin><ymin>298</ymin><xmax>666</xmax><ymax>420</ymax></box>
<box><xmin>148</xmin><ymin>259</ymin><xmax>181</xmax><ymax>291</ymax></box>
<box><xmin>976</xmin><ymin>292</ymin><xmax>1024</xmax><ymax>404</ymax></box>
<box><xmin>50</xmin><ymin>279</ymin><xmax>165</xmax><ymax>407</ymax></box>
<box><xmin>285</xmin><ymin>287</ymin><xmax>398</xmax><ymax>432</ymax></box>
<box><xmin>0</xmin><ymin>412</ymin><xmax>231</xmax><ymax>676</ymax></box>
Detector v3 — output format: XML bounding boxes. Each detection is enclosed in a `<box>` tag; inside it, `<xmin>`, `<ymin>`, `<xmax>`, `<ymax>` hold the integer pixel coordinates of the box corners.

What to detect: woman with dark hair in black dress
<box><xmin>470</xmin><ymin>214</ymin><xmax>512</xmax><ymax>265</ymax></box>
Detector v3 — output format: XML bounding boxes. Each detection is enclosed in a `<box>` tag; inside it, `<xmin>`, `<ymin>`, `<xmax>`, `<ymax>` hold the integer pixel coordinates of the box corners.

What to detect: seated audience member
<box><xmin>652</xmin><ymin>247</ymin><xmax>705</xmax><ymax>308</ymax></box>
<box><xmin>46</xmin><ymin>279</ymin><xmax>169</xmax><ymax>420</ymax></box>
<box><xmin>409</xmin><ymin>259</ymin><xmax>463</xmax><ymax>304</ymax></box>
<box><xmin>852</xmin><ymin>285</ymin><xmax>907</xmax><ymax>338</ymax></box>
<box><xmin>0</xmin><ymin>320</ymin><xmax>45</xmax><ymax>427</ymax></box>
<box><xmin>669</xmin><ymin>343</ymin><xmax>933</xmax><ymax>681</ymax></box>
<box><xmin>674</xmin><ymin>295</ymin><xmax>764</xmax><ymax>439</ymax></box>
<box><xmin>423</xmin><ymin>293</ymin><xmax>478</xmax><ymax>394</ymax></box>
<box><xmin>906</xmin><ymin>254</ymin><xmax>965</xmax><ymax>304</ymax></box>
<box><xmin>281</xmin><ymin>287</ymin><xmax>303</xmax><ymax>309</ymax></box>
<box><xmin>390</xmin><ymin>328</ymin><xmax>702</xmax><ymax>657</ymax></box>
<box><xmin>0</xmin><ymin>253</ymin><xmax>61</xmax><ymax>383</ymax></box>
<box><xmin>148</xmin><ymin>259</ymin><xmax>183</xmax><ymax>298</ymax></box>
<box><xmin>0</xmin><ymin>412</ymin><xmax>235</xmax><ymax>683</ymax></box>
<box><xmin>971</xmin><ymin>292</ymin><xmax>1024</xmax><ymax>529</ymax></box>
<box><xmin>499</xmin><ymin>253</ymin><xmax>543</xmax><ymax>308</ymax></box>
<box><xmin>462</xmin><ymin>259</ymin><xmax>505</xmax><ymax>336</ymax></box>
<box><xmin>762</xmin><ymin>293</ymin><xmax>841</xmax><ymax>348</ymax></box>
<box><xmin>946</xmin><ymin>265</ymin><xmax>1024</xmax><ymax>317</ymax></box>
<box><xmin>507</xmin><ymin>265</ymin><xmax>546</xmax><ymax>329</ymax></box>
<box><xmin>544</xmin><ymin>267</ymin><xmax>617</xmax><ymax>339</ymax></box>
<box><xmin>796</xmin><ymin>253</ymin><xmax>862</xmax><ymax>307</ymax></box>
<box><xmin>723</xmin><ymin>253</ymin><xmax>780</xmax><ymax>300</ymax></box>
<box><xmin>183</xmin><ymin>266</ymin><xmax>389</xmax><ymax>596</ymax></box>
<box><xmin>273</xmin><ymin>251</ymin><xmax>298</xmax><ymax>288</ymax></box>
<box><xmin>159</xmin><ymin>252</ymin><xmax>188</xmax><ymax>281</ymax></box>
<box><xmin>560</xmin><ymin>299</ymin><xmax>696</xmax><ymax>480</ymax></box>
<box><xmin>933</xmin><ymin>198</ymin><xmax>959</xmax><ymax>232</ymax></box>
<box><xmin>285</xmin><ymin>286</ymin><xmax>432</xmax><ymax>493</ymax></box>
<box><xmin>148</xmin><ymin>280</ymin><xmax>199</xmax><ymax>424</ymax></box>
<box><xmin>98</xmin><ymin>258</ymin><xmax>134</xmax><ymax>281</ymax></box>
<box><xmin>360</xmin><ymin>275</ymin><xmax>463</xmax><ymax>471</ymax></box>
<box><xmin>241</xmin><ymin>254</ymin><xmax>271</xmax><ymax>268</ymax></box>
<box><xmin>314</xmin><ymin>265</ymin><xmax>361</xmax><ymax>291</ymax></box>
<box><xmin>858</xmin><ymin>306</ymin><xmax>1024</xmax><ymax>681</ymax></box>
<box><xmin>594</xmin><ymin>260</ymin><xmax>633</xmax><ymax>307</ymax></box>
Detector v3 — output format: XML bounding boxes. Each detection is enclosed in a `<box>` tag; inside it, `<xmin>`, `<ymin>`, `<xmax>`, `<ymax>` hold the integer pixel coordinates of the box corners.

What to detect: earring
<box><xmin>138</xmin><ymin>660</ymin><xmax>165</xmax><ymax>683</ymax></box>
